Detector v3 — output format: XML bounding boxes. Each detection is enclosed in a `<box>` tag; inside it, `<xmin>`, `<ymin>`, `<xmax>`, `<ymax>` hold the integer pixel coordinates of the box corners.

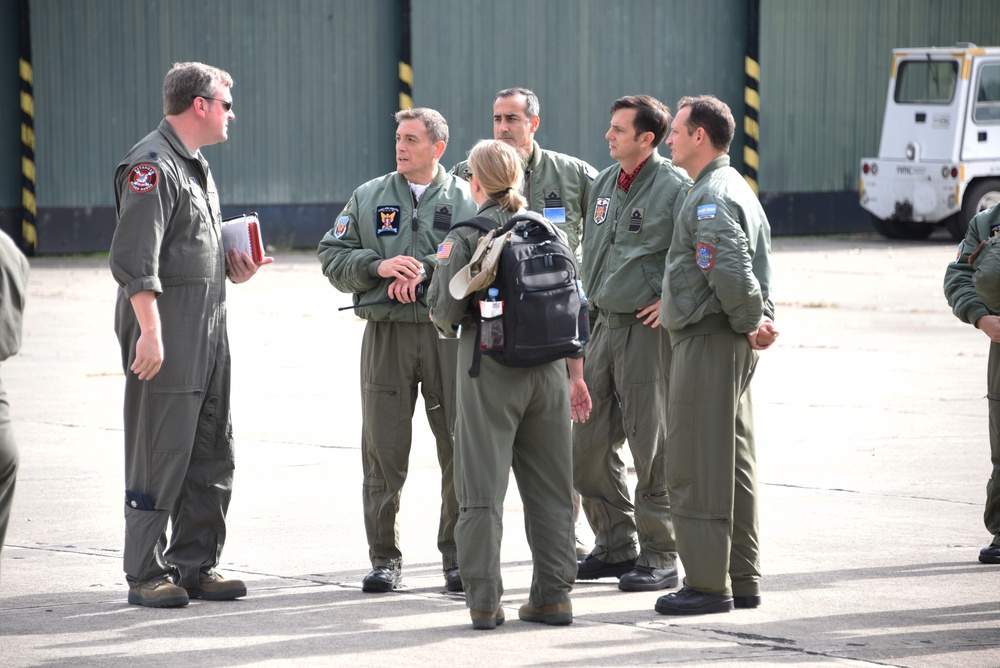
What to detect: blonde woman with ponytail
<box><xmin>428</xmin><ymin>139</ymin><xmax>590</xmax><ymax>630</ymax></box>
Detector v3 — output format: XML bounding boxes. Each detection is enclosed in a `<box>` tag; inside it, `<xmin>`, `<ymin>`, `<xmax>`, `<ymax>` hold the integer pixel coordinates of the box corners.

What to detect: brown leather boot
<box><xmin>518</xmin><ymin>599</ymin><xmax>572</xmax><ymax>625</ymax></box>
<box><xmin>470</xmin><ymin>606</ymin><xmax>505</xmax><ymax>630</ymax></box>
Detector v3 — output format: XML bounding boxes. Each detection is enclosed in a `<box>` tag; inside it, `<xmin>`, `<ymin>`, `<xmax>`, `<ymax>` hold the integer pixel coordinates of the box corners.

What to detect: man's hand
<box><xmin>569</xmin><ymin>377</ymin><xmax>592</xmax><ymax>423</ymax></box>
<box><xmin>131</xmin><ymin>329</ymin><xmax>164</xmax><ymax>380</ymax></box>
<box><xmin>388</xmin><ymin>275</ymin><xmax>425</xmax><ymax>303</ymax></box>
<box><xmin>378</xmin><ymin>255</ymin><xmax>424</xmax><ymax>281</ymax></box>
<box><xmin>747</xmin><ymin>318</ymin><xmax>779</xmax><ymax>350</ymax></box>
<box><xmin>567</xmin><ymin>357</ymin><xmax>591</xmax><ymax>422</ymax></box>
<box><xmin>637</xmin><ymin>299</ymin><xmax>662</xmax><ymax>328</ymax></box>
<box><xmin>977</xmin><ymin>314</ymin><xmax>1000</xmax><ymax>342</ymax></box>
<box><xmin>128</xmin><ymin>290</ymin><xmax>163</xmax><ymax>380</ymax></box>
<box><xmin>226</xmin><ymin>248</ymin><xmax>273</xmax><ymax>283</ymax></box>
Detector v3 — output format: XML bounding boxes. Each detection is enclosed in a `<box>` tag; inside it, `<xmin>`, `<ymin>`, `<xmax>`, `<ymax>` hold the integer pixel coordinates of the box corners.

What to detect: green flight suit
<box><xmin>573</xmin><ymin>150</ymin><xmax>689</xmax><ymax>568</ymax></box>
<box><xmin>451</xmin><ymin>140</ymin><xmax>596</xmax><ymax>262</ymax></box>
<box><xmin>0</xmin><ymin>229</ymin><xmax>27</xmax><ymax>579</ymax></box>
<box><xmin>427</xmin><ymin>201</ymin><xmax>577</xmax><ymax>613</ymax></box>
<box><xmin>661</xmin><ymin>155</ymin><xmax>774</xmax><ymax>597</ymax></box>
<box><xmin>318</xmin><ymin>165</ymin><xmax>477</xmax><ymax>572</ymax></box>
<box><xmin>110</xmin><ymin>119</ymin><xmax>235</xmax><ymax>589</ymax></box>
<box><xmin>943</xmin><ymin>203</ymin><xmax>1000</xmax><ymax>548</ymax></box>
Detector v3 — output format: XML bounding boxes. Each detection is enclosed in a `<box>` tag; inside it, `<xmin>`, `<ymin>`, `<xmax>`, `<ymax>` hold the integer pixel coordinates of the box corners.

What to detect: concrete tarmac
<box><xmin>1</xmin><ymin>234</ymin><xmax>998</xmax><ymax>667</ymax></box>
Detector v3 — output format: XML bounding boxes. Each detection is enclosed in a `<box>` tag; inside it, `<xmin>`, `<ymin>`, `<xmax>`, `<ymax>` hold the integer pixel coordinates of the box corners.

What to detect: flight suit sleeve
<box><xmin>695</xmin><ymin>196</ymin><xmax>764</xmax><ymax>334</ymax></box>
<box><xmin>427</xmin><ymin>230</ymin><xmax>476</xmax><ymax>337</ymax></box>
<box><xmin>317</xmin><ymin>193</ymin><xmax>384</xmax><ymax>294</ymax></box>
<box><xmin>109</xmin><ymin>159</ymin><xmax>176</xmax><ymax>298</ymax></box>
<box><xmin>944</xmin><ymin>215</ymin><xmax>991</xmax><ymax>326</ymax></box>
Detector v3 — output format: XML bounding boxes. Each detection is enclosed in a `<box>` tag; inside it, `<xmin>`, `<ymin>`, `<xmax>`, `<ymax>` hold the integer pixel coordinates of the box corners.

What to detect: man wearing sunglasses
<box><xmin>110</xmin><ymin>61</ymin><xmax>271</xmax><ymax>608</ymax></box>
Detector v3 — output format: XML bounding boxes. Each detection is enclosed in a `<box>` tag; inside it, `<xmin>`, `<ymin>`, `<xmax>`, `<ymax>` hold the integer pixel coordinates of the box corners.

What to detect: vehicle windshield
<box><xmin>894</xmin><ymin>59</ymin><xmax>958</xmax><ymax>104</ymax></box>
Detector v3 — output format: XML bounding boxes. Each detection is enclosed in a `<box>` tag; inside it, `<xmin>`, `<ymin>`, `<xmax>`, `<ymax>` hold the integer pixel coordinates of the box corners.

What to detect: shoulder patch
<box><xmin>696</xmin><ymin>243</ymin><xmax>715</xmax><ymax>270</ymax></box>
<box><xmin>128</xmin><ymin>164</ymin><xmax>158</xmax><ymax>194</ymax></box>
<box><xmin>697</xmin><ymin>204</ymin><xmax>717</xmax><ymax>221</ymax></box>
<box><xmin>437</xmin><ymin>241</ymin><xmax>454</xmax><ymax>260</ymax></box>
<box><xmin>585</xmin><ymin>164</ymin><xmax>598</xmax><ymax>180</ymax></box>
<box><xmin>334</xmin><ymin>216</ymin><xmax>350</xmax><ymax>239</ymax></box>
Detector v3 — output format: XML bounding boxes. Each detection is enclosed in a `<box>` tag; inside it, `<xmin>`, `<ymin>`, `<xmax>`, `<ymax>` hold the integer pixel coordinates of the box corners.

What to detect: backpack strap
<box><xmin>499</xmin><ymin>210</ymin><xmax>559</xmax><ymax>237</ymax></box>
<box><xmin>452</xmin><ymin>216</ymin><xmax>498</xmax><ymax>379</ymax></box>
<box><xmin>452</xmin><ymin>216</ymin><xmax>500</xmax><ymax>233</ymax></box>
<box><xmin>468</xmin><ymin>322</ymin><xmax>484</xmax><ymax>378</ymax></box>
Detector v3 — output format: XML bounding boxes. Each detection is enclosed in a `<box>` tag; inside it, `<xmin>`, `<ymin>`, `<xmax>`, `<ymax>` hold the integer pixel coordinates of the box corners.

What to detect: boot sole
<box><xmin>518</xmin><ymin>612</ymin><xmax>573</xmax><ymax>625</ymax></box>
<box><xmin>471</xmin><ymin>612</ymin><xmax>505</xmax><ymax>630</ymax></box>
<box><xmin>618</xmin><ymin>574</ymin><xmax>679</xmax><ymax>592</ymax></box>
<box><xmin>186</xmin><ymin>585</ymin><xmax>247</xmax><ymax>601</ymax></box>
<box><xmin>127</xmin><ymin>590</ymin><xmax>189</xmax><ymax>608</ymax></box>
<box><xmin>654</xmin><ymin>599</ymin><xmax>733</xmax><ymax>615</ymax></box>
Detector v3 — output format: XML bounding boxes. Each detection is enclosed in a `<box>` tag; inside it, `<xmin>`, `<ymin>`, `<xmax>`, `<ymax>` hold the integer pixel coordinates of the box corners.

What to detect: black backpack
<box><xmin>453</xmin><ymin>211</ymin><xmax>586</xmax><ymax>377</ymax></box>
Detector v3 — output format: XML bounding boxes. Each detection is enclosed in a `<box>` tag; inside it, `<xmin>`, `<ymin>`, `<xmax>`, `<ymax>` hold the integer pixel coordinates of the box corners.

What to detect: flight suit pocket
<box><xmin>363</xmin><ymin>381</ymin><xmax>403</xmax><ymax>450</ymax></box>
<box><xmin>665</xmin><ymin>262</ymin><xmax>697</xmax><ymax>319</ymax></box>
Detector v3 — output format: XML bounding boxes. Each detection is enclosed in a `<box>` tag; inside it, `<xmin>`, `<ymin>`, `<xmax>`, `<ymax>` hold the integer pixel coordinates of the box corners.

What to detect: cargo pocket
<box><xmin>363</xmin><ymin>381</ymin><xmax>404</xmax><ymax>450</ymax></box>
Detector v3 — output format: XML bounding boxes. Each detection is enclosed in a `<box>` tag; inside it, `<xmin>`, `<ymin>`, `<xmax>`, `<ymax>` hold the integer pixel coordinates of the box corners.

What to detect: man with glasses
<box><xmin>318</xmin><ymin>108</ymin><xmax>477</xmax><ymax>594</ymax></box>
<box><xmin>110</xmin><ymin>61</ymin><xmax>271</xmax><ymax>608</ymax></box>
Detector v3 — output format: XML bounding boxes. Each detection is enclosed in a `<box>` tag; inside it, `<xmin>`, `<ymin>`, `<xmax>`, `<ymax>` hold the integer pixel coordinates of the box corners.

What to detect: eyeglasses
<box><xmin>194</xmin><ymin>95</ymin><xmax>233</xmax><ymax>112</ymax></box>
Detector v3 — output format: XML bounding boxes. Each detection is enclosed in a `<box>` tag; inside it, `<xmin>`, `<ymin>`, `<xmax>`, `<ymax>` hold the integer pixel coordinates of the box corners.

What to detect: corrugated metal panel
<box><xmin>31</xmin><ymin>0</ymin><xmax>399</xmax><ymax>207</ymax></box>
<box><xmin>0</xmin><ymin>5</ymin><xmax>21</xmax><ymax>209</ymax></box>
<box><xmin>412</xmin><ymin>0</ymin><xmax>748</xmax><ymax>175</ymax></box>
<box><xmin>761</xmin><ymin>0</ymin><xmax>1000</xmax><ymax>192</ymax></box>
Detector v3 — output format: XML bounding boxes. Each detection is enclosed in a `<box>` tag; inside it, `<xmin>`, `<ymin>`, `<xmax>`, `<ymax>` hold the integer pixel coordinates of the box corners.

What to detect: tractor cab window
<box><xmin>973</xmin><ymin>63</ymin><xmax>1000</xmax><ymax>122</ymax></box>
<box><xmin>894</xmin><ymin>59</ymin><xmax>958</xmax><ymax>104</ymax></box>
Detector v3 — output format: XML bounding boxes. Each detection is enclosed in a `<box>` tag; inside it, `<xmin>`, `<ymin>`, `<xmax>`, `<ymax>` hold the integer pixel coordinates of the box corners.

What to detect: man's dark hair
<box><xmin>677</xmin><ymin>95</ymin><xmax>735</xmax><ymax>152</ymax></box>
<box><xmin>610</xmin><ymin>95</ymin><xmax>671</xmax><ymax>147</ymax></box>
<box><xmin>496</xmin><ymin>87</ymin><xmax>540</xmax><ymax>119</ymax></box>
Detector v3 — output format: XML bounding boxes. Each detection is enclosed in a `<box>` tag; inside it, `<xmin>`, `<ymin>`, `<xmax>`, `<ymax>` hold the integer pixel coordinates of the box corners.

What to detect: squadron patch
<box><xmin>437</xmin><ymin>241</ymin><xmax>454</xmax><ymax>261</ymax></box>
<box><xmin>696</xmin><ymin>243</ymin><xmax>715</xmax><ymax>270</ymax></box>
<box><xmin>594</xmin><ymin>197</ymin><xmax>610</xmax><ymax>225</ymax></box>
<box><xmin>128</xmin><ymin>164</ymin><xmax>158</xmax><ymax>194</ymax></box>
<box><xmin>627</xmin><ymin>208</ymin><xmax>644</xmax><ymax>233</ymax></box>
<box><xmin>376</xmin><ymin>205</ymin><xmax>401</xmax><ymax>235</ymax></box>
<box><xmin>697</xmin><ymin>204</ymin><xmax>717</xmax><ymax>220</ymax></box>
<box><xmin>334</xmin><ymin>216</ymin><xmax>350</xmax><ymax>239</ymax></box>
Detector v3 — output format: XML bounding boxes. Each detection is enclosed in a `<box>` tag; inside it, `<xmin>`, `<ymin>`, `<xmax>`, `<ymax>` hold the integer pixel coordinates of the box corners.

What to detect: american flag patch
<box><xmin>437</xmin><ymin>241</ymin><xmax>454</xmax><ymax>259</ymax></box>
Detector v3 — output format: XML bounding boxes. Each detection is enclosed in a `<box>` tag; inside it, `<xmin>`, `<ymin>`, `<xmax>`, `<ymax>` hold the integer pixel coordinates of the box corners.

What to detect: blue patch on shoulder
<box><xmin>697</xmin><ymin>204</ymin><xmax>717</xmax><ymax>220</ymax></box>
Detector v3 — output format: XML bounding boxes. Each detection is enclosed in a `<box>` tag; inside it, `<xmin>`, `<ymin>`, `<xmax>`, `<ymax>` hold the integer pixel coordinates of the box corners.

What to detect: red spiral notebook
<box><xmin>221</xmin><ymin>212</ymin><xmax>265</xmax><ymax>263</ymax></box>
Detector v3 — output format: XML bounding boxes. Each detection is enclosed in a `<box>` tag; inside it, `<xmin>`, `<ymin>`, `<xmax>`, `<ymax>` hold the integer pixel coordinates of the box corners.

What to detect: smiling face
<box><xmin>395</xmin><ymin>118</ymin><xmax>443</xmax><ymax>184</ymax></box>
<box><xmin>493</xmin><ymin>94</ymin><xmax>537</xmax><ymax>158</ymax></box>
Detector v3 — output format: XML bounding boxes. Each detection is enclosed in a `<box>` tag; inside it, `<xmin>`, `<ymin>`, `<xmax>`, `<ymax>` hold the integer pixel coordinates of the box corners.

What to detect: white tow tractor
<box><xmin>860</xmin><ymin>44</ymin><xmax>1000</xmax><ymax>240</ymax></box>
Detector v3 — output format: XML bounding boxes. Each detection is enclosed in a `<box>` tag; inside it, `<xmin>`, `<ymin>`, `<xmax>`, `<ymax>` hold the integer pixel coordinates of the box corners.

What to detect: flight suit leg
<box><xmin>666</xmin><ymin>331</ymin><xmax>757</xmax><ymax>596</ymax></box>
<box><xmin>453</xmin><ymin>339</ymin><xmax>517</xmax><ymax>613</ymax></box>
<box><xmin>360</xmin><ymin>321</ymin><xmax>417</xmax><ymax>569</ymax></box>
<box><xmin>164</xmin><ymin>330</ymin><xmax>235</xmax><ymax>589</ymax></box>
<box><xmin>416</xmin><ymin>323</ymin><xmax>460</xmax><ymax>570</ymax></box>
<box><xmin>618</xmin><ymin>323</ymin><xmax>676</xmax><ymax>570</ymax></box>
<box><xmin>0</xmin><ymin>378</ymin><xmax>17</xmax><ymax>580</ymax></box>
<box><xmin>572</xmin><ymin>320</ymin><xmax>636</xmax><ymax>563</ymax></box>
<box><xmin>513</xmin><ymin>363</ymin><xmax>576</xmax><ymax>608</ymax></box>
<box><xmin>985</xmin><ymin>342</ymin><xmax>1000</xmax><ymax>539</ymax></box>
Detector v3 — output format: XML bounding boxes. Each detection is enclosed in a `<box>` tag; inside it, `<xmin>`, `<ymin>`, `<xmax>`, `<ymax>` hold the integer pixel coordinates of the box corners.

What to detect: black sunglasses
<box><xmin>194</xmin><ymin>95</ymin><xmax>232</xmax><ymax>112</ymax></box>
